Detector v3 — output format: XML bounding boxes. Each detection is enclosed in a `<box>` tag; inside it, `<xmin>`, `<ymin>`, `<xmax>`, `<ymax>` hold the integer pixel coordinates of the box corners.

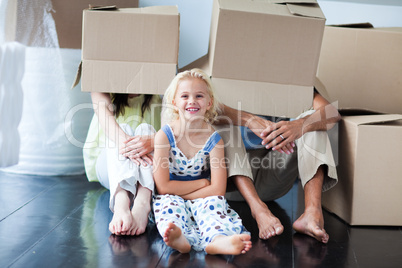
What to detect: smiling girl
<box><xmin>152</xmin><ymin>69</ymin><xmax>252</xmax><ymax>255</ymax></box>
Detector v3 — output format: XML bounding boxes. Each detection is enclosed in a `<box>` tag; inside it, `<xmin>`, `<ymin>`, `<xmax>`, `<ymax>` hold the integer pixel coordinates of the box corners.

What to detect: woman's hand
<box><xmin>119</xmin><ymin>135</ymin><xmax>155</xmax><ymax>166</ymax></box>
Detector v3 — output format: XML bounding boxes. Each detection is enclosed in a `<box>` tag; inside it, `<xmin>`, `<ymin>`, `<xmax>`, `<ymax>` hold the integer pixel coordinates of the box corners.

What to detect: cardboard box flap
<box><xmin>343</xmin><ymin>114</ymin><xmax>402</xmax><ymax>126</ymax></box>
<box><xmin>329</xmin><ymin>22</ymin><xmax>374</xmax><ymax>28</ymax></box>
<box><xmin>270</xmin><ymin>0</ymin><xmax>317</xmax><ymax>3</ymax></box>
<box><xmin>87</xmin><ymin>5</ymin><xmax>179</xmax><ymax>14</ymax></box>
<box><xmin>287</xmin><ymin>3</ymin><xmax>324</xmax><ymax>18</ymax></box>
<box><xmin>218</xmin><ymin>0</ymin><xmax>323</xmax><ymax>18</ymax></box>
<box><xmin>88</xmin><ymin>5</ymin><xmax>118</xmax><ymax>11</ymax></box>
<box><xmin>264</xmin><ymin>0</ymin><xmax>325</xmax><ymax>19</ymax></box>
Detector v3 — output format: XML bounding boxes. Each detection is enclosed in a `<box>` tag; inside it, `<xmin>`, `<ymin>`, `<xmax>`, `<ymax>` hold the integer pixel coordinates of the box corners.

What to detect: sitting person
<box><xmin>152</xmin><ymin>68</ymin><xmax>252</xmax><ymax>255</ymax></box>
<box><xmin>83</xmin><ymin>93</ymin><xmax>162</xmax><ymax>236</ymax></box>
<box><xmin>218</xmin><ymin>90</ymin><xmax>340</xmax><ymax>243</ymax></box>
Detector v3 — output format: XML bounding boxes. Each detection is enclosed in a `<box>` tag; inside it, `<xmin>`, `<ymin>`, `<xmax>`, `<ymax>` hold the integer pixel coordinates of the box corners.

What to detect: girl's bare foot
<box><xmin>292</xmin><ymin>208</ymin><xmax>329</xmax><ymax>243</ymax></box>
<box><xmin>205</xmin><ymin>234</ymin><xmax>252</xmax><ymax>255</ymax></box>
<box><xmin>163</xmin><ymin>222</ymin><xmax>191</xmax><ymax>253</ymax></box>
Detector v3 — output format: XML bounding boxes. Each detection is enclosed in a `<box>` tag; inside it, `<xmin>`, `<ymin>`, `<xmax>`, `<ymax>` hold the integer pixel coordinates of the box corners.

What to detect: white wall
<box><xmin>140</xmin><ymin>0</ymin><xmax>402</xmax><ymax>69</ymax></box>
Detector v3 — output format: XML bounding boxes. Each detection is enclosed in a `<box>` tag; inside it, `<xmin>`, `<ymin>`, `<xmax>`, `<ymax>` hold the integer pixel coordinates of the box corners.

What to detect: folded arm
<box><xmin>153</xmin><ymin>130</ymin><xmax>210</xmax><ymax>196</ymax></box>
<box><xmin>180</xmin><ymin>139</ymin><xmax>227</xmax><ymax>200</ymax></box>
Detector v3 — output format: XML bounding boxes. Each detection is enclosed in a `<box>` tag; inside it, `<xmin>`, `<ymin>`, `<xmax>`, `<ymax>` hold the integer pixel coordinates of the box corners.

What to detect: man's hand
<box><xmin>260</xmin><ymin>120</ymin><xmax>304</xmax><ymax>154</ymax></box>
<box><xmin>245</xmin><ymin>115</ymin><xmax>298</xmax><ymax>154</ymax></box>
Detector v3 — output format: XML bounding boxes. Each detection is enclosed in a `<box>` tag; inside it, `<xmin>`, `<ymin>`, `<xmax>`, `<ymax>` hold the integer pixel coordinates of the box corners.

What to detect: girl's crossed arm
<box><xmin>181</xmin><ymin>139</ymin><xmax>227</xmax><ymax>200</ymax></box>
<box><xmin>153</xmin><ymin>130</ymin><xmax>210</xmax><ymax>196</ymax></box>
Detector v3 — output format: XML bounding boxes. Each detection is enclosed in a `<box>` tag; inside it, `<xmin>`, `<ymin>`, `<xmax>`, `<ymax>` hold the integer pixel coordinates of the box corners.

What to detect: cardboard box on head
<box><xmin>182</xmin><ymin>0</ymin><xmax>326</xmax><ymax>118</ymax></box>
<box><xmin>80</xmin><ymin>6</ymin><xmax>180</xmax><ymax>94</ymax></box>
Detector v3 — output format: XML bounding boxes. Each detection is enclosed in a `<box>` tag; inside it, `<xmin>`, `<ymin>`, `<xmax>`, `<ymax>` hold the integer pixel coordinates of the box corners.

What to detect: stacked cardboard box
<box><xmin>317</xmin><ymin>24</ymin><xmax>402</xmax><ymax>225</ymax></box>
<box><xmin>183</xmin><ymin>0</ymin><xmax>326</xmax><ymax>118</ymax></box>
<box><xmin>80</xmin><ymin>6</ymin><xmax>180</xmax><ymax>94</ymax></box>
<box><xmin>317</xmin><ymin>24</ymin><xmax>402</xmax><ymax>114</ymax></box>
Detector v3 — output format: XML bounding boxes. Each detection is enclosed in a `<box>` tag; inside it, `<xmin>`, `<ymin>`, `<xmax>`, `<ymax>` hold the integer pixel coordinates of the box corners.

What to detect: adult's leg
<box><xmin>231</xmin><ymin>175</ymin><xmax>284</xmax><ymax>240</ymax></box>
<box><xmin>130</xmin><ymin>184</ymin><xmax>152</xmax><ymax>235</ymax></box>
<box><xmin>293</xmin><ymin>113</ymin><xmax>338</xmax><ymax>243</ymax></box>
<box><xmin>215</xmin><ymin>124</ymin><xmax>289</xmax><ymax>240</ymax></box>
<box><xmin>107</xmin><ymin>123</ymin><xmax>156</xmax><ymax>235</ymax></box>
<box><xmin>293</xmin><ymin>165</ymin><xmax>329</xmax><ymax>243</ymax></box>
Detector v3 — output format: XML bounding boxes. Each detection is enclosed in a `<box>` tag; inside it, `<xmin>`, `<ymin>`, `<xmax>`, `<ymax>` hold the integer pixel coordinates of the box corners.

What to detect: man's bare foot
<box><xmin>205</xmin><ymin>234</ymin><xmax>252</xmax><ymax>255</ymax></box>
<box><xmin>163</xmin><ymin>222</ymin><xmax>191</xmax><ymax>253</ymax></box>
<box><xmin>109</xmin><ymin>207</ymin><xmax>134</xmax><ymax>236</ymax></box>
<box><xmin>253</xmin><ymin>204</ymin><xmax>284</xmax><ymax>240</ymax></box>
<box><xmin>292</xmin><ymin>208</ymin><xmax>329</xmax><ymax>243</ymax></box>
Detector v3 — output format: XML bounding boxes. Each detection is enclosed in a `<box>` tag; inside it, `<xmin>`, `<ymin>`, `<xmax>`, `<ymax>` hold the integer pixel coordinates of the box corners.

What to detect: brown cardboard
<box><xmin>52</xmin><ymin>0</ymin><xmax>139</xmax><ymax>49</ymax></box>
<box><xmin>81</xmin><ymin>6</ymin><xmax>180</xmax><ymax>94</ymax></box>
<box><xmin>322</xmin><ymin>112</ymin><xmax>402</xmax><ymax>226</ymax></box>
<box><xmin>183</xmin><ymin>0</ymin><xmax>325</xmax><ymax>117</ymax></box>
<box><xmin>317</xmin><ymin>25</ymin><xmax>402</xmax><ymax>114</ymax></box>
<box><xmin>8</xmin><ymin>0</ymin><xmax>138</xmax><ymax>49</ymax></box>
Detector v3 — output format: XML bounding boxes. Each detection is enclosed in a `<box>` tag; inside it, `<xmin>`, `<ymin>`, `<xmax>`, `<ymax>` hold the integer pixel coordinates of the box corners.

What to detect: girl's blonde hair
<box><xmin>162</xmin><ymin>68</ymin><xmax>222</xmax><ymax>123</ymax></box>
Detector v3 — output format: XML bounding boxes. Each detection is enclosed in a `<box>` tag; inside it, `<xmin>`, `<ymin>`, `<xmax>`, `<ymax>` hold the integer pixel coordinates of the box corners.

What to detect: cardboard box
<box><xmin>80</xmin><ymin>6</ymin><xmax>180</xmax><ymax>94</ymax></box>
<box><xmin>52</xmin><ymin>0</ymin><xmax>139</xmax><ymax>49</ymax></box>
<box><xmin>317</xmin><ymin>24</ymin><xmax>402</xmax><ymax>114</ymax></box>
<box><xmin>322</xmin><ymin>111</ymin><xmax>402</xmax><ymax>226</ymax></box>
<box><xmin>184</xmin><ymin>0</ymin><xmax>326</xmax><ymax>117</ymax></box>
<box><xmin>6</xmin><ymin>0</ymin><xmax>138</xmax><ymax>49</ymax></box>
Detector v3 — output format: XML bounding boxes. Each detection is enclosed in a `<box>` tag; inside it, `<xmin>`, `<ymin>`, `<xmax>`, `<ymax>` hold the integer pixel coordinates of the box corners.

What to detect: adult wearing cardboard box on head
<box><xmin>220</xmin><ymin>90</ymin><xmax>340</xmax><ymax>244</ymax></box>
<box><xmin>84</xmin><ymin>92</ymin><xmax>162</xmax><ymax>236</ymax></box>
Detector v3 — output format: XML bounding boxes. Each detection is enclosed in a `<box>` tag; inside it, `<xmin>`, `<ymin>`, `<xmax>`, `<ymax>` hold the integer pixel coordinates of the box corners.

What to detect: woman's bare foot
<box><xmin>130</xmin><ymin>198</ymin><xmax>150</xmax><ymax>236</ymax></box>
<box><xmin>292</xmin><ymin>208</ymin><xmax>329</xmax><ymax>243</ymax></box>
<box><xmin>205</xmin><ymin>234</ymin><xmax>252</xmax><ymax>255</ymax></box>
<box><xmin>253</xmin><ymin>203</ymin><xmax>284</xmax><ymax>240</ymax></box>
<box><xmin>109</xmin><ymin>188</ymin><xmax>134</xmax><ymax>235</ymax></box>
<box><xmin>163</xmin><ymin>222</ymin><xmax>191</xmax><ymax>253</ymax></box>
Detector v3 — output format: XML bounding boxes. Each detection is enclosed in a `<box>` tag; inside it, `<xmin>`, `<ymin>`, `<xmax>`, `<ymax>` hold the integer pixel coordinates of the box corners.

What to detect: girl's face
<box><xmin>173</xmin><ymin>77</ymin><xmax>212</xmax><ymax>121</ymax></box>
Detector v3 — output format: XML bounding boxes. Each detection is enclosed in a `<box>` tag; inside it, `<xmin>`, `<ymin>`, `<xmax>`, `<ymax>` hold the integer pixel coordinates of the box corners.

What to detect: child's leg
<box><xmin>205</xmin><ymin>234</ymin><xmax>252</xmax><ymax>255</ymax></box>
<box><xmin>153</xmin><ymin>195</ymin><xmax>194</xmax><ymax>253</ymax></box>
<box><xmin>191</xmin><ymin>196</ymin><xmax>252</xmax><ymax>255</ymax></box>
<box><xmin>163</xmin><ymin>222</ymin><xmax>191</xmax><ymax>254</ymax></box>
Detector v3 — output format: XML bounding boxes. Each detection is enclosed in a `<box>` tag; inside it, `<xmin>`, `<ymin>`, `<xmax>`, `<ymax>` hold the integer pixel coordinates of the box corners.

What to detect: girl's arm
<box><xmin>181</xmin><ymin>139</ymin><xmax>227</xmax><ymax>200</ymax></box>
<box><xmin>153</xmin><ymin>130</ymin><xmax>210</xmax><ymax>196</ymax></box>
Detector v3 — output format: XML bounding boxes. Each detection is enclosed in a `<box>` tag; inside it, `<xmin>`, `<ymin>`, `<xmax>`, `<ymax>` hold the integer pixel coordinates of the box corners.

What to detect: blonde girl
<box><xmin>152</xmin><ymin>69</ymin><xmax>252</xmax><ymax>255</ymax></box>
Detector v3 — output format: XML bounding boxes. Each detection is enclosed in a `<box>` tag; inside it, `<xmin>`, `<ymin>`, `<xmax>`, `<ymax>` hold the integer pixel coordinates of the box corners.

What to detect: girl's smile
<box><xmin>173</xmin><ymin>77</ymin><xmax>212</xmax><ymax>121</ymax></box>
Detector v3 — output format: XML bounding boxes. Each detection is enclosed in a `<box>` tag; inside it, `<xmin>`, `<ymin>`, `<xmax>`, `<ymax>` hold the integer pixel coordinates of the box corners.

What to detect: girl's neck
<box><xmin>175</xmin><ymin>117</ymin><xmax>209</xmax><ymax>135</ymax></box>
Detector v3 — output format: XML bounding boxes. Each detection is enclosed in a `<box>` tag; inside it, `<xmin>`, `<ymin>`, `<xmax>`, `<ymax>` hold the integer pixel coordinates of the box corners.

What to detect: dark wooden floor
<box><xmin>1</xmin><ymin>171</ymin><xmax>401</xmax><ymax>268</ymax></box>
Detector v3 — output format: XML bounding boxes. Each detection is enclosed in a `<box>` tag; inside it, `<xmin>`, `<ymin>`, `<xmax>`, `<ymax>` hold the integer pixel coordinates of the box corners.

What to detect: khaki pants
<box><xmin>216</xmin><ymin>110</ymin><xmax>338</xmax><ymax>202</ymax></box>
